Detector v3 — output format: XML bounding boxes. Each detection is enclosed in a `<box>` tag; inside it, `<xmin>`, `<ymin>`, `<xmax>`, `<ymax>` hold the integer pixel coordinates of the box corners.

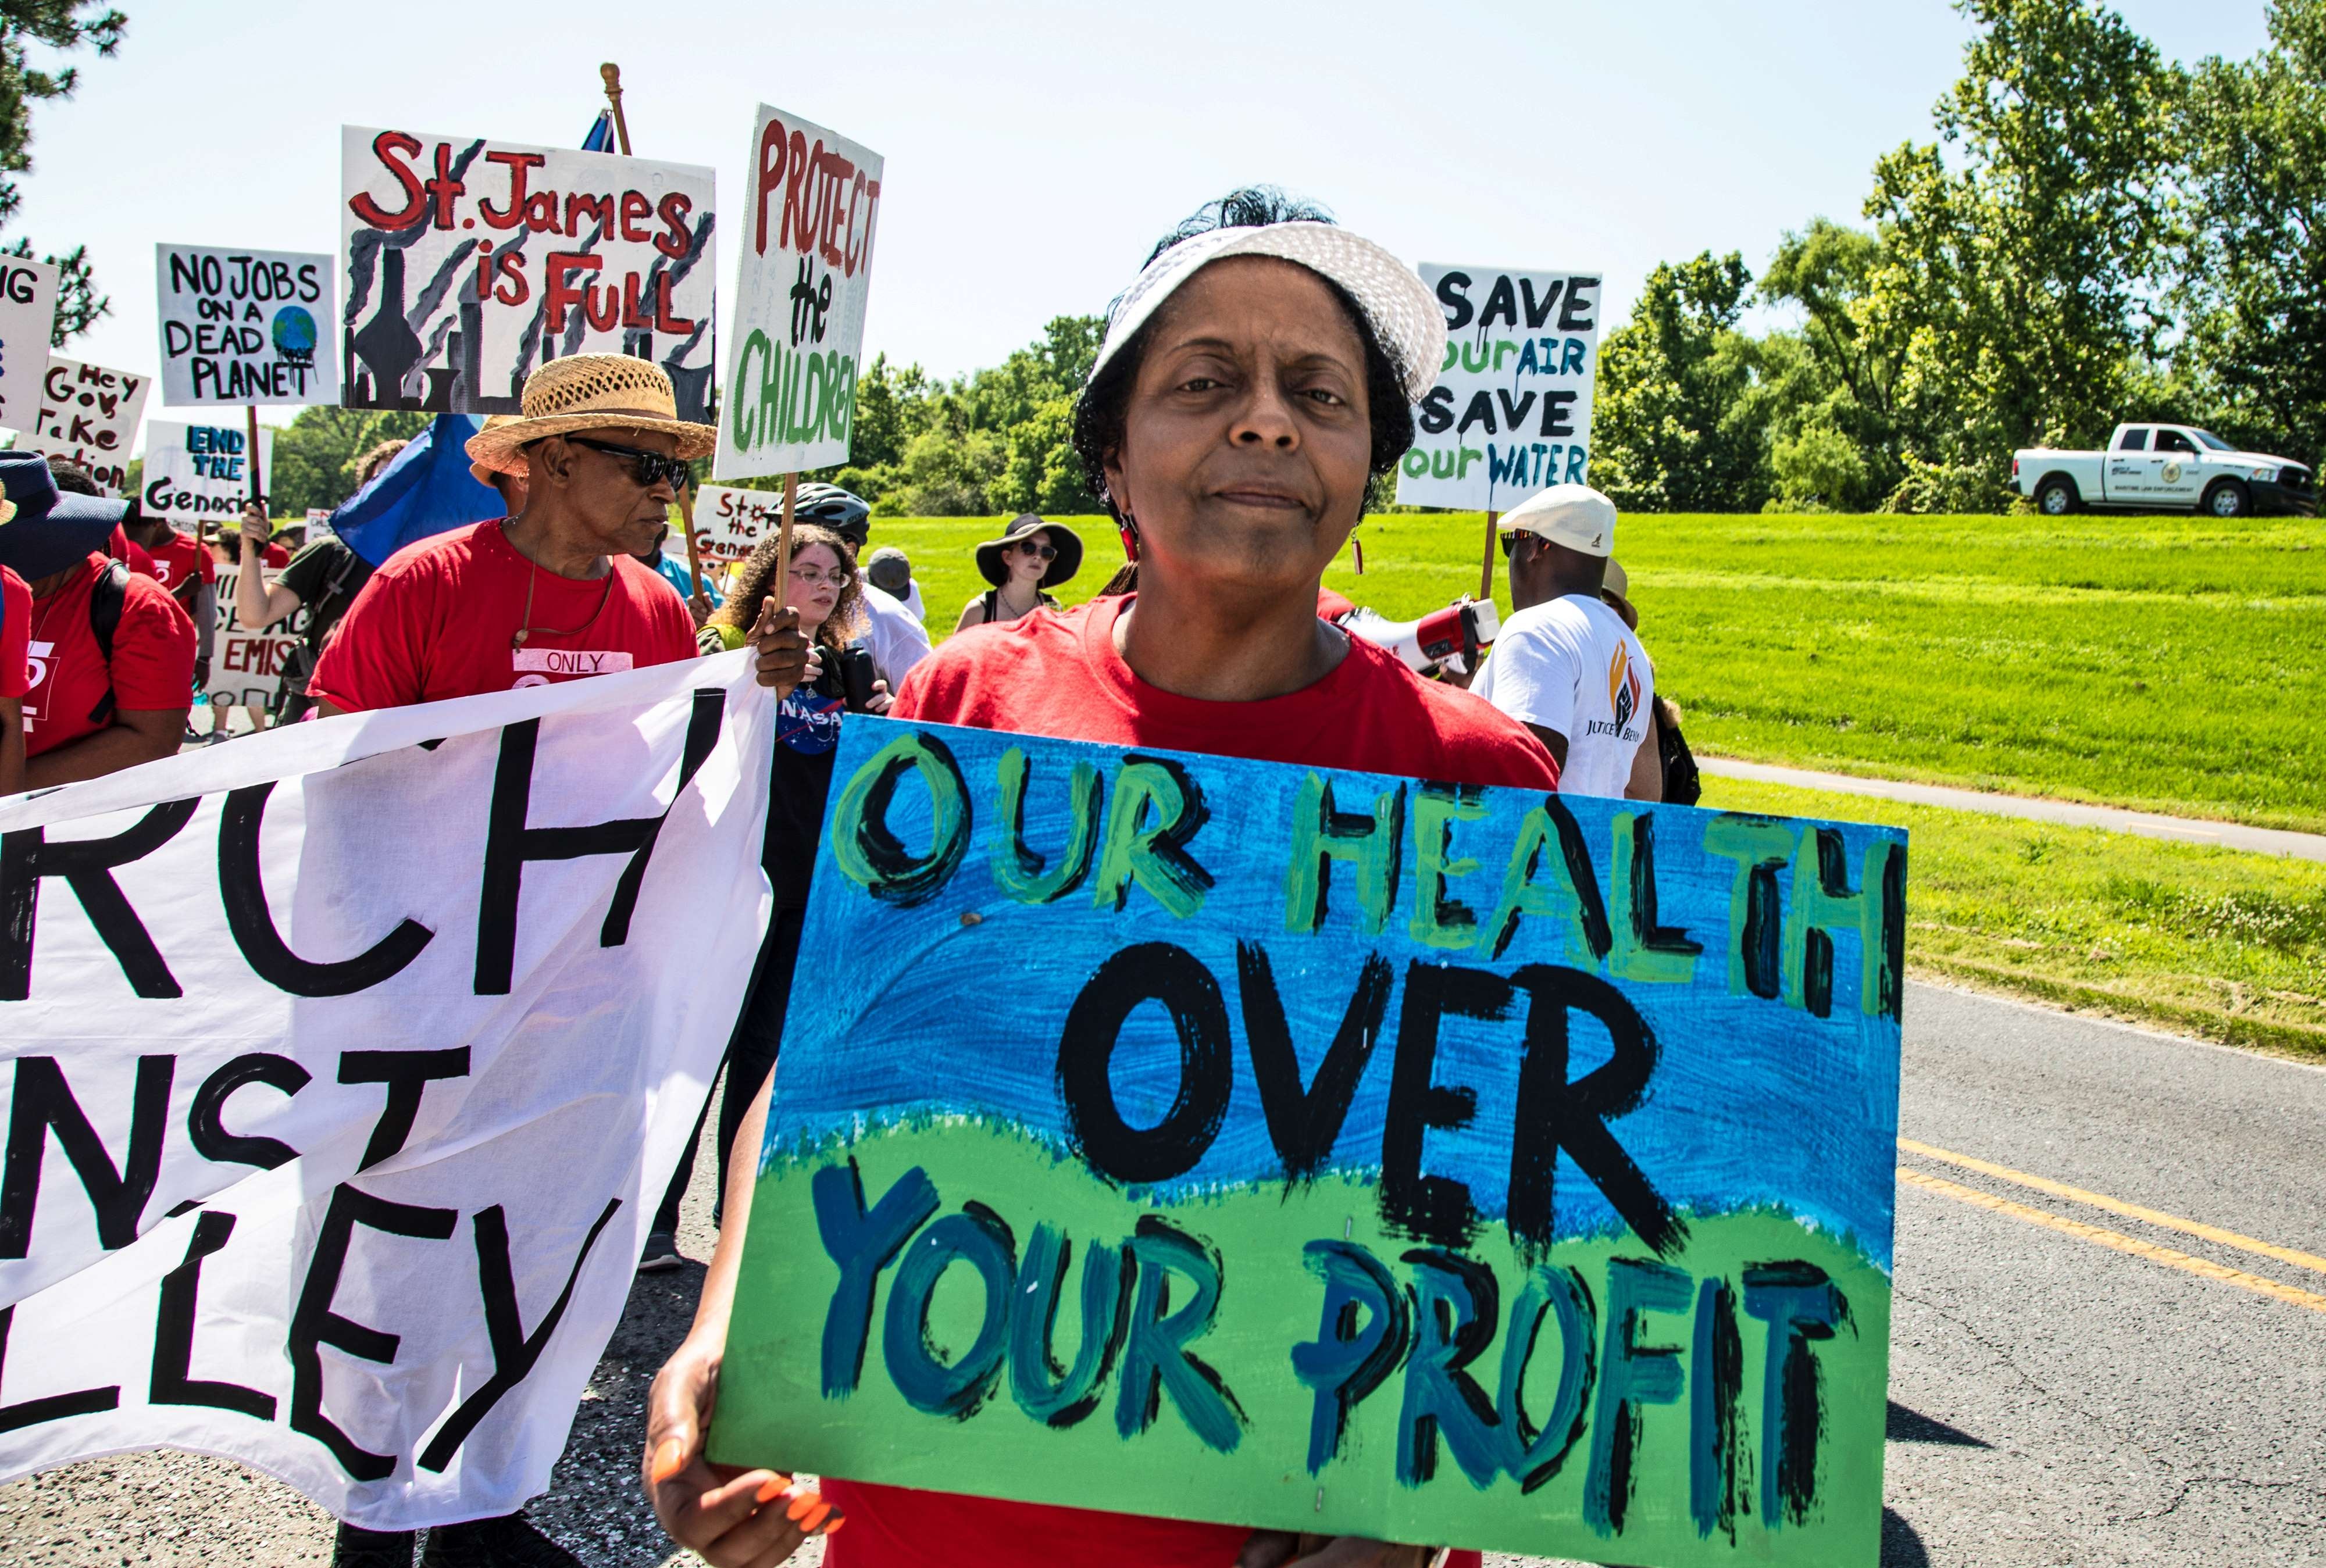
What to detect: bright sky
<box><xmin>17</xmin><ymin>0</ymin><xmax>2270</xmax><ymax>447</ymax></box>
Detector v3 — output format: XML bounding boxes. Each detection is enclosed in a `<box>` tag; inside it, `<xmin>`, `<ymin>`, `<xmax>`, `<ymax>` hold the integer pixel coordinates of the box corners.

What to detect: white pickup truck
<box><xmin>2013</xmin><ymin>423</ymin><xmax>2316</xmax><ymax>518</ymax></box>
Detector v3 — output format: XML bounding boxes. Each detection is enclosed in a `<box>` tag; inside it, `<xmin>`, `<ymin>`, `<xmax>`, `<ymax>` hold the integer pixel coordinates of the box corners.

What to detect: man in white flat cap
<box><xmin>1473</xmin><ymin>483</ymin><xmax>1661</xmax><ymax>798</ymax></box>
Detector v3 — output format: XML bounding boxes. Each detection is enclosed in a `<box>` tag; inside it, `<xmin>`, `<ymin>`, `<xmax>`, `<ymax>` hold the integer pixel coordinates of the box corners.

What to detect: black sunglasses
<box><xmin>1009</xmin><ymin>540</ymin><xmax>1058</xmax><ymax>560</ymax></box>
<box><xmin>565</xmin><ymin>435</ymin><xmax>692</xmax><ymax>490</ymax></box>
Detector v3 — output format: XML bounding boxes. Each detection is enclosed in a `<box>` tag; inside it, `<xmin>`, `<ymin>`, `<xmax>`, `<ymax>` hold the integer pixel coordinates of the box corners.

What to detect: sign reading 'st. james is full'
<box><xmin>714</xmin><ymin>719</ymin><xmax>1907</xmax><ymax>1566</ymax></box>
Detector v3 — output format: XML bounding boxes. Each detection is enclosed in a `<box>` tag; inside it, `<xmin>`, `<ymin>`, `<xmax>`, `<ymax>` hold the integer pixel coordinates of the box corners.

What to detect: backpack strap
<box><xmin>85</xmin><ymin>559</ymin><xmax>130</xmax><ymax>724</ymax></box>
<box><xmin>980</xmin><ymin>590</ymin><xmax>998</xmax><ymax>624</ymax></box>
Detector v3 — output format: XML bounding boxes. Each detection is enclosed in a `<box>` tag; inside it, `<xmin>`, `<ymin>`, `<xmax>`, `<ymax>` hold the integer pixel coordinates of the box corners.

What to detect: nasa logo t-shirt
<box><xmin>1470</xmin><ymin>591</ymin><xmax>1654</xmax><ymax>797</ymax></box>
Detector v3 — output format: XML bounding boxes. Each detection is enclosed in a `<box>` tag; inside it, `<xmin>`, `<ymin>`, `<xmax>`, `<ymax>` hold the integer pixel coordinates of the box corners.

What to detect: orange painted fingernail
<box><xmin>819</xmin><ymin>1512</ymin><xmax>846</xmax><ymax>1537</ymax></box>
<box><xmin>785</xmin><ymin>1489</ymin><xmax>822</xmax><ymax>1522</ymax></box>
<box><xmin>801</xmin><ymin>1502</ymin><xmax>833</xmax><ymax>1533</ymax></box>
<box><xmin>754</xmin><ymin>1474</ymin><xmax>790</xmax><ymax>1504</ymax></box>
<box><xmin>649</xmin><ymin>1438</ymin><xmax>685</xmax><ymax>1484</ymax></box>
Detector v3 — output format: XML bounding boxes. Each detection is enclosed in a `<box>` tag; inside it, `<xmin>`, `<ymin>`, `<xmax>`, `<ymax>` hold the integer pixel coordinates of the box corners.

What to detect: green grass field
<box><xmin>850</xmin><ymin>508</ymin><xmax>2324</xmax><ymax>1053</ymax></box>
<box><xmin>868</xmin><ymin>510</ymin><xmax>2326</xmax><ymax>831</ymax></box>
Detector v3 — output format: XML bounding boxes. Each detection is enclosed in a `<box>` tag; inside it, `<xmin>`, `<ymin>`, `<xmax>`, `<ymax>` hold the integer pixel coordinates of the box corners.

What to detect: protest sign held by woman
<box><xmin>650</xmin><ymin>187</ymin><xmax>1557</xmax><ymax>1568</ymax></box>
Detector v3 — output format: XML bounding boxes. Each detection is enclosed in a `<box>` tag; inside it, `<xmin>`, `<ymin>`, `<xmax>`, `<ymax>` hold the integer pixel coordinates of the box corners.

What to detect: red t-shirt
<box><xmin>21</xmin><ymin>555</ymin><xmax>198</xmax><ymax>758</ymax></box>
<box><xmin>1</xmin><ymin>565</ymin><xmax>29</xmax><ymax>701</ymax></box>
<box><xmin>147</xmin><ymin>530</ymin><xmax>217</xmax><ymax>596</ymax></box>
<box><xmin>306</xmin><ymin>519</ymin><xmax>697</xmax><ymax>712</ymax></box>
<box><xmin>823</xmin><ymin>594</ymin><xmax>1553</xmax><ymax>1568</ymax></box>
<box><xmin>106</xmin><ymin>525</ymin><xmax>155</xmax><ymax>578</ymax></box>
<box><xmin>254</xmin><ymin>540</ymin><xmax>291</xmax><ymax>569</ymax></box>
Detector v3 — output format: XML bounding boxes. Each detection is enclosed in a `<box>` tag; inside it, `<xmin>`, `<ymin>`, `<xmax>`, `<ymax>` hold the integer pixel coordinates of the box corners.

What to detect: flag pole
<box><xmin>245</xmin><ymin>403</ymin><xmax>266</xmax><ymax>553</ymax></box>
<box><xmin>598</xmin><ymin>60</ymin><xmax>707</xmax><ymax>603</ymax></box>
<box><xmin>600</xmin><ymin>63</ymin><xmax>634</xmax><ymax>156</ymax></box>
<box><xmin>1479</xmin><ymin>509</ymin><xmax>1498</xmax><ymax>600</ymax></box>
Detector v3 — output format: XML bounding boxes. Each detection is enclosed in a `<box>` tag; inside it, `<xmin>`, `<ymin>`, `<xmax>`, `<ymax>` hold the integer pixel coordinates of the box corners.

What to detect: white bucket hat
<box><xmin>1087</xmin><ymin>222</ymin><xmax>1446</xmax><ymax>403</ymax></box>
<box><xmin>1499</xmin><ymin>483</ymin><xmax>1618</xmax><ymax>557</ymax></box>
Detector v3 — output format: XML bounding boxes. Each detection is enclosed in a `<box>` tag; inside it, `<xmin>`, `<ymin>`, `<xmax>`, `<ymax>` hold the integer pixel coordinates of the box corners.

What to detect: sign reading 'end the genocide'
<box><xmin>714</xmin><ymin>719</ymin><xmax>1908</xmax><ymax>1566</ymax></box>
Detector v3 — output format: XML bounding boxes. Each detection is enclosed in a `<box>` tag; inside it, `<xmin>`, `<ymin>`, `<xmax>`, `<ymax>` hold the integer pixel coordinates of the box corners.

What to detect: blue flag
<box><xmin>583</xmin><ymin>110</ymin><xmax>615</xmax><ymax>153</ymax></box>
<box><xmin>330</xmin><ymin>415</ymin><xmax>508</xmax><ymax>567</ymax></box>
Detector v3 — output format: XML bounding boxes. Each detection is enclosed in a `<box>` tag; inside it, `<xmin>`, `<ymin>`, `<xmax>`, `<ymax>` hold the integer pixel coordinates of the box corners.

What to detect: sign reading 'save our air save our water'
<box><xmin>714</xmin><ymin>105</ymin><xmax>883</xmax><ymax>479</ymax></box>
<box><xmin>714</xmin><ymin>717</ymin><xmax>1907</xmax><ymax>1566</ymax></box>
<box><xmin>1397</xmin><ymin>265</ymin><xmax>1601</xmax><ymax>512</ymax></box>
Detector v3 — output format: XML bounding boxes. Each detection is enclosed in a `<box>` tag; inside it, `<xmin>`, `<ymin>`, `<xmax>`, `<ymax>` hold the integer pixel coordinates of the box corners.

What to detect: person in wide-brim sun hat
<box><xmin>464</xmin><ymin>353</ymin><xmax>716</xmax><ymax>477</ymax></box>
<box><xmin>974</xmin><ymin>513</ymin><xmax>1083</xmax><ymax>588</ymax></box>
<box><xmin>958</xmin><ymin>513</ymin><xmax>1084</xmax><ymax>633</ymax></box>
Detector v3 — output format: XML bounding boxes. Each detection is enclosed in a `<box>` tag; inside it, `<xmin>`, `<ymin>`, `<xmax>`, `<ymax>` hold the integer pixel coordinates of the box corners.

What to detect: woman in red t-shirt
<box><xmin>646</xmin><ymin>194</ymin><xmax>1556</xmax><ymax>1568</ymax></box>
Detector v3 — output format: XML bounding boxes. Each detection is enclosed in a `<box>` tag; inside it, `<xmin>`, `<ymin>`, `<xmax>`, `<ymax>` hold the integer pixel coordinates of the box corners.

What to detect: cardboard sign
<box><xmin>0</xmin><ymin>252</ymin><xmax>59</xmax><ymax>433</ymax></box>
<box><xmin>206</xmin><ymin>563</ymin><xmax>308</xmax><ymax>707</ymax></box>
<box><xmin>1397</xmin><ymin>266</ymin><xmax>1601</xmax><ymax>511</ymax></box>
<box><xmin>714</xmin><ymin>718</ymin><xmax>1906</xmax><ymax>1565</ymax></box>
<box><xmin>141</xmin><ymin>419</ymin><xmax>278</xmax><ymax>525</ymax></box>
<box><xmin>0</xmin><ymin>656</ymin><xmax>773</xmax><ymax>1529</ymax></box>
<box><xmin>687</xmin><ymin>481</ymin><xmax>787</xmax><ymax>562</ymax></box>
<box><xmin>15</xmin><ymin>357</ymin><xmax>149</xmax><ymax>495</ymax></box>
<box><xmin>339</xmin><ymin>126</ymin><xmax>716</xmax><ymax>417</ymax></box>
<box><xmin>155</xmin><ymin>245</ymin><xmax>338</xmax><ymax>406</ymax></box>
<box><xmin>714</xmin><ymin>105</ymin><xmax>883</xmax><ymax>479</ymax></box>
<box><xmin>305</xmin><ymin>506</ymin><xmax>335</xmax><ymax>538</ymax></box>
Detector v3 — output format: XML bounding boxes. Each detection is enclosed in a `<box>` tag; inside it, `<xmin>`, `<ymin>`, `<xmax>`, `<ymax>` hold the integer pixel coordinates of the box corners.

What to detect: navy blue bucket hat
<box><xmin>0</xmin><ymin>452</ymin><xmax>128</xmax><ymax>580</ymax></box>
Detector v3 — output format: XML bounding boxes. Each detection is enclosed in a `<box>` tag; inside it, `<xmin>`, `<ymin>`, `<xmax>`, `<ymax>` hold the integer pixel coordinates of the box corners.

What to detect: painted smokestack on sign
<box><xmin>714</xmin><ymin>104</ymin><xmax>884</xmax><ymax>480</ymax></box>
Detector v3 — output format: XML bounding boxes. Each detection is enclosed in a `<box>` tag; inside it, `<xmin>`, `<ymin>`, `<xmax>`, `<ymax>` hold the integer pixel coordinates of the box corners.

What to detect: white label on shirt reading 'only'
<box><xmin>511</xmin><ymin>648</ymin><xmax>636</xmax><ymax>676</ymax></box>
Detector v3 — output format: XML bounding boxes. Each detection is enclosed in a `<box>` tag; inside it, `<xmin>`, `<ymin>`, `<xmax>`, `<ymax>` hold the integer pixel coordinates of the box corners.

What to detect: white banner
<box><xmin>0</xmin><ymin>252</ymin><xmax>59</xmax><ymax>434</ymax></box>
<box><xmin>339</xmin><ymin>127</ymin><xmax>716</xmax><ymax>419</ymax></box>
<box><xmin>714</xmin><ymin>104</ymin><xmax>883</xmax><ymax>479</ymax></box>
<box><xmin>208</xmin><ymin>565</ymin><xmax>306</xmax><ymax>708</ymax></box>
<box><xmin>140</xmin><ymin>419</ymin><xmax>278</xmax><ymax>526</ymax></box>
<box><xmin>1396</xmin><ymin>264</ymin><xmax>1601</xmax><ymax>511</ymax></box>
<box><xmin>155</xmin><ymin>245</ymin><xmax>338</xmax><ymax>407</ymax></box>
<box><xmin>0</xmin><ymin>655</ymin><xmax>772</xmax><ymax>1528</ymax></box>
<box><xmin>16</xmin><ymin>356</ymin><xmax>151</xmax><ymax>495</ymax></box>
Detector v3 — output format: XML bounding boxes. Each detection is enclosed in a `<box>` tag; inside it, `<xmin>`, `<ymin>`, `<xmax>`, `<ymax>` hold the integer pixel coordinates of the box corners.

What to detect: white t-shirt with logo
<box><xmin>1471</xmin><ymin>593</ymin><xmax>1654</xmax><ymax>797</ymax></box>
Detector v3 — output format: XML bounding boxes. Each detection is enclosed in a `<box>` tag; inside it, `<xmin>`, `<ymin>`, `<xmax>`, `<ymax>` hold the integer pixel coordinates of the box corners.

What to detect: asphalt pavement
<box><xmin>1697</xmin><ymin>756</ymin><xmax>2326</xmax><ymax>862</ymax></box>
<box><xmin>6</xmin><ymin>982</ymin><xmax>2323</xmax><ymax>1566</ymax></box>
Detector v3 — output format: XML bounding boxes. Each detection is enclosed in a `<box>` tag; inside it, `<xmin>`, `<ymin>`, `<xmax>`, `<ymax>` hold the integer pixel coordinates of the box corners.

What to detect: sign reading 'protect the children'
<box><xmin>714</xmin><ymin>718</ymin><xmax>1906</xmax><ymax>1566</ymax></box>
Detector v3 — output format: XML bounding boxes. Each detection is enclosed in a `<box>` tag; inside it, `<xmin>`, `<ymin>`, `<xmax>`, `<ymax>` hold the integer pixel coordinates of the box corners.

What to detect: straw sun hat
<box><xmin>465</xmin><ymin>353</ymin><xmax>716</xmax><ymax>477</ymax></box>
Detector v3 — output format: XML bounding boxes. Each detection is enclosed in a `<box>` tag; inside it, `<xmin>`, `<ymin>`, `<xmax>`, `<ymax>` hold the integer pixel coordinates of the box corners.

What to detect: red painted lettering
<box><xmin>619</xmin><ymin>190</ymin><xmax>653</xmax><ymax>244</ymax></box>
<box><xmin>566</xmin><ymin>192</ymin><xmax>613</xmax><ymax>237</ymax></box>
<box><xmin>655</xmin><ymin>193</ymin><xmax>693</xmax><ymax>259</ymax></box>
<box><xmin>478</xmin><ymin>151</ymin><xmax>546</xmax><ymax>231</ymax></box>
<box><xmin>348</xmin><ymin>131</ymin><xmax>427</xmax><ymax>230</ymax></box>
<box><xmin>755</xmin><ymin>116</ymin><xmax>790</xmax><ymax>257</ymax></box>
<box><xmin>544</xmin><ymin>253</ymin><xmax>602</xmax><ymax>333</ymax></box>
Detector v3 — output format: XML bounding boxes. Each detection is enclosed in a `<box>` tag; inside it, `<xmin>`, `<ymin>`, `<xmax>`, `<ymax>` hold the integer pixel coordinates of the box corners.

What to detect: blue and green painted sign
<box><xmin>712</xmin><ymin>717</ymin><xmax>1906</xmax><ymax>1565</ymax></box>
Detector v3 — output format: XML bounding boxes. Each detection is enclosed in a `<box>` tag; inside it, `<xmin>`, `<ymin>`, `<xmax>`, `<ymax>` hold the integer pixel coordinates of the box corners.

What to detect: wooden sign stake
<box><xmin>1479</xmin><ymin>509</ymin><xmax>1499</xmax><ymax>601</ymax></box>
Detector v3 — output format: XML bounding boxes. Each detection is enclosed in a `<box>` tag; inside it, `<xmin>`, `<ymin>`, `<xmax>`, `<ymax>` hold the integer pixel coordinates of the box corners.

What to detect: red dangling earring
<box><xmin>1118</xmin><ymin>513</ymin><xmax>1140</xmax><ymax>562</ymax></box>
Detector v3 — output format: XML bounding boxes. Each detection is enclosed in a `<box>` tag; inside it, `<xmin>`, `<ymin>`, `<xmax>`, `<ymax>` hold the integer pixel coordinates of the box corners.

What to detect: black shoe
<box><xmin>421</xmin><ymin>1513</ymin><xmax>583</xmax><ymax>1568</ymax></box>
<box><xmin>332</xmin><ymin>1523</ymin><xmax>416</xmax><ymax>1568</ymax></box>
<box><xmin>637</xmin><ymin>1229</ymin><xmax>684</xmax><ymax>1273</ymax></box>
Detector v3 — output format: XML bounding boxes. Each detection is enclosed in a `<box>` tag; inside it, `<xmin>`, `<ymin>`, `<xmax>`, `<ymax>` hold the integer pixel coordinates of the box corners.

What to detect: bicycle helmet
<box><xmin>792</xmin><ymin>482</ymin><xmax>871</xmax><ymax>541</ymax></box>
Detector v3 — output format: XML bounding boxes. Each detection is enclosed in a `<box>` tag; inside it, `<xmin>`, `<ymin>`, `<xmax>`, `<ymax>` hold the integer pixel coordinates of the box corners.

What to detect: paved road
<box><xmin>7</xmin><ymin>983</ymin><xmax>2323</xmax><ymax>1566</ymax></box>
<box><xmin>1699</xmin><ymin>756</ymin><xmax>2326</xmax><ymax>862</ymax></box>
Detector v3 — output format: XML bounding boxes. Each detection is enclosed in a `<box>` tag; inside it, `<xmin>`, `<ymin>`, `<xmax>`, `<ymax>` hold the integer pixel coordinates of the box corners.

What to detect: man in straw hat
<box><xmin>308</xmin><ymin>353</ymin><xmax>810</xmax><ymax>719</ymax></box>
<box><xmin>663</xmin><ymin>188</ymin><xmax>1555</xmax><ymax>1568</ymax></box>
<box><xmin>1474</xmin><ymin>483</ymin><xmax>1660</xmax><ymax>799</ymax></box>
<box><xmin>0</xmin><ymin>453</ymin><xmax>197</xmax><ymax>789</ymax></box>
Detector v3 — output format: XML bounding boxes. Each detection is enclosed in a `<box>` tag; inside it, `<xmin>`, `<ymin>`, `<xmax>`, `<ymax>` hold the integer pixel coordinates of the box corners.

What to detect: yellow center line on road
<box><xmin>1897</xmin><ymin>1135</ymin><xmax>2326</xmax><ymax>1278</ymax></box>
<box><xmin>1897</xmin><ymin>1168</ymin><xmax>2326</xmax><ymax>1315</ymax></box>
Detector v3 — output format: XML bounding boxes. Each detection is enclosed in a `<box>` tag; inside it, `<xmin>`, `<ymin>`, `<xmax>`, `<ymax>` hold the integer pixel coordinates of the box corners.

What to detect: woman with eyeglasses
<box><xmin>640</xmin><ymin>523</ymin><xmax>891</xmax><ymax>1273</ymax></box>
<box><xmin>952</xmin><ymin>512</ymin><xmax>1083</xmax><ymax>634</ymax></box>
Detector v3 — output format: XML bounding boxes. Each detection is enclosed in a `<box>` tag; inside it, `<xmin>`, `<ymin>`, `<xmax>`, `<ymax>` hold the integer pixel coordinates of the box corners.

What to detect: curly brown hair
<box><xmin>709</xmin><ymin>524</ymin><xmax>866</xmax><ymax>651</ymax></box>
<box><xmin>354</xmin><ymin>440</ymin><xmax>410</xmax><ymax>487</ymax></box>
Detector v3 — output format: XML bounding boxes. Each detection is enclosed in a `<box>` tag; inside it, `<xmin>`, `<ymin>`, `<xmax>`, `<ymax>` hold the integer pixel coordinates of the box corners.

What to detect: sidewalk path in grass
<box><xmin>1699</xmin><ymin>755</ymin><xmax>2326</xmax><ymax>862</ymax></box>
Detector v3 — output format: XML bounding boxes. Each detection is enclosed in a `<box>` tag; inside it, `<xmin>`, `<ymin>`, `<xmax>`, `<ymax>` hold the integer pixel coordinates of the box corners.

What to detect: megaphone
<box><xmin>1339</xmin><ymin>598</ymin><xmax>1501</xmax><ymax>676</ymax></box>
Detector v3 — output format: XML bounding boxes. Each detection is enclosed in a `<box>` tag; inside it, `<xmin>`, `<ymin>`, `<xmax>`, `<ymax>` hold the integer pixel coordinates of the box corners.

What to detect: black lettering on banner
<box><xmin>1236</xmin><ymin>944</ymin><xmax>1393</xmax><ymax>1186</ymax></box>
<box><xmin>418</xmin><ymin>1198</ymin><xmax>621</xmax><ymax>1471</ymax></box>
<box><xmin>1380</xmin><ymin>962</ymin><xmax>1501</xmax><ymax>1248</ymax></box>
<box><xmin>0</xmin><ymin>1055</ymin><xmax>174</xmax><ymax>1258</ymax></box>
<box><xmin>473</xmin><ymin>692</ymin><xmax>723</xmax><ymax>995</ymax></box>
<box><xmin>151</xmin><ymin>1210</ymin><xmax>274</xmax><ymax>1419</ymax></box>
<box><xmin>1058</xmin><ymin>943</ymin><xmax>1233</xmax><ymax>1186</ymax></box>
<box><xmin>219</xmin><ymin>781</ymin><xmax>436</xmax><ymax>995</ymax></box>
<box><xmin>0</xmin><ymin>1303</ymin><xmax>119</xmax><ymax>1433</ymax></box>
<box><xmin>1506</xmin><ymin>966</ymin><xmax>1685</xmax><ymax>1259</ymax></box>
<box><xmin>0</xmin><ymin>800</ymin><xmax>199</xmax><ymax>999</ymax></box>
<box><xmin>288</xmin><ymin>1184</ymin><xmax>458</xmax><ymax>1482</ymax></box>
<box><xmin>188</xmin><ymin>1053</ymin><xmax>311</xmax><ymax>1171</ymax></box>
<box><xmin>337</xmin><ymin>1050</ymin><xmax>470</xmax><ymax>1171</ymax></box>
